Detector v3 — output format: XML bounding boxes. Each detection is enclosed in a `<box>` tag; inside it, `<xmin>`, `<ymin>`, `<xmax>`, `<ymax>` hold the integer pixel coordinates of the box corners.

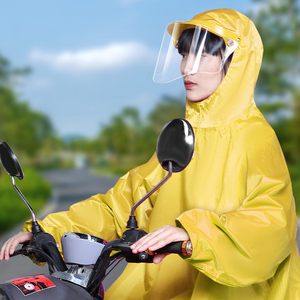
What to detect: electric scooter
<box><xmin>0</xmin><ymin>118</ymin><xmax>194</xmax><ymax>300</ymax></box>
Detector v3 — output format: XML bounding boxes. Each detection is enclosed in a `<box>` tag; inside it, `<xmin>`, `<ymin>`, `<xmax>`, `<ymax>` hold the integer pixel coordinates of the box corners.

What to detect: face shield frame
<box><xmin>153</xmin><ymin>22</ymin><xmax>239</xmax><ymax>84</ymax></box>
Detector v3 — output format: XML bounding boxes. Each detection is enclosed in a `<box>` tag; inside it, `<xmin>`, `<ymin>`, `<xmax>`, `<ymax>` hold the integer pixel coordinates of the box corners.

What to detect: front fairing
<box><xmin>0</xmin><ymin>275</ymin><xmax>94</xmax><ymax>300</ymax></box>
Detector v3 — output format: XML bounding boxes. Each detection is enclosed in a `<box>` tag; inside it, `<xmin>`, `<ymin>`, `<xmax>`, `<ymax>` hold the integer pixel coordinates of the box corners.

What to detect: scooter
<box><xmin>0</xmin><ymin>118</ymin><xmax>194</xmax><ymax>300</ymax></box>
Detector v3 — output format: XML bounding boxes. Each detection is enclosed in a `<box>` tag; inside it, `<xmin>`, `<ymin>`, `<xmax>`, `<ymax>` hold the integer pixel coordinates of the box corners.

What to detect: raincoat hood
<box><xmin>183</xmin><ymin>9</ymin><xmax>263</xmax><ymax>128</ymax></box>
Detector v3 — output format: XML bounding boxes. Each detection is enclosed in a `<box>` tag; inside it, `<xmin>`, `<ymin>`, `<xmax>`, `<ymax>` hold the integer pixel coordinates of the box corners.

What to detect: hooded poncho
<box><xmin>24</xmin><ymin>9</ymin><xmax>300</xmax><ymax>299</ymax></box>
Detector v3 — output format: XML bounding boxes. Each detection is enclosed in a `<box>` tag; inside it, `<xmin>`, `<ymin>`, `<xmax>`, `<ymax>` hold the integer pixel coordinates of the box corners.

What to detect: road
<box><xmin>0</xmin><ymin>168</ymin><xmax>126</xmax><ymax>290</ymax></box>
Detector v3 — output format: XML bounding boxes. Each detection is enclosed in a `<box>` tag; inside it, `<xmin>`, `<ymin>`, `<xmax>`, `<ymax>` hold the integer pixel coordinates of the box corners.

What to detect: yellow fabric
<box><xmin>24</xmin><ymin>9</ymin><xmax>300</xmax><ymax>299</ymax></box>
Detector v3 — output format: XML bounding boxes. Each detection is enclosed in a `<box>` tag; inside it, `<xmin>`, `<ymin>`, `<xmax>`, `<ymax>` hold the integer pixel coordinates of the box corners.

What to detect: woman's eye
<box><xmin>180</xmin><ymin>53</ymin><xmax>187</xmax><ymax>58</ymax></box>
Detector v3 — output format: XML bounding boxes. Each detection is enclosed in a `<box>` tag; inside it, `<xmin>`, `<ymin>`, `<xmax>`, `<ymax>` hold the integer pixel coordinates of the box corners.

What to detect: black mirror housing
<box><xmin>0</xmin><ymin>141</ymin><xmax>24</xmax><ymax>180</ymax></box>
<box><xmin>156</xmin><ymin>118</ymin><xmax>194</xmax><ymax>173</ymax></box>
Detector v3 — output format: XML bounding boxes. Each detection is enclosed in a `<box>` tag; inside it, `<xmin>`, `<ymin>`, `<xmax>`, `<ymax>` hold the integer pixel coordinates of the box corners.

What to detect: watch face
<box><xmin>182</xmin><ymin>240</ymin><xmax>193</xmax><ymax>256</ymax></box>
<box><xmin>186</xmin><ymin>241</ymin><xmax>193</xmax><ymax>256</ymax></box>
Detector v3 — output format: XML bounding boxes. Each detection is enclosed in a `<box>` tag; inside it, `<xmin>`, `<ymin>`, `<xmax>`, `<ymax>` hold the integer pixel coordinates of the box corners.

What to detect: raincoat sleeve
<box><xmin>23</xmin><ymin>156</ymin><xmax>161</xmax><ymax>251</ymax></box>
<box><xmin>176</xmin><ymin>123</ymin><xmax>297</xmax><ymax>287</ymax></box>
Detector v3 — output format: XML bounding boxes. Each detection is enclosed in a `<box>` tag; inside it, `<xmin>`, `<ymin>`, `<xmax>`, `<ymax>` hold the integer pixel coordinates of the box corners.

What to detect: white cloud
<box><xmin>29</xmin><ymin>42</ymin><xmax>155</xmax><ymax>73</ymax></box>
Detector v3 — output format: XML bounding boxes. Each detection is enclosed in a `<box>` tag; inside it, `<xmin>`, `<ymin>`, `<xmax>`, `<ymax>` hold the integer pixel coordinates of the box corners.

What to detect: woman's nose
<box><xmin>181</xmin><ymin>59</ymin><xmax>194</xmax><ymax>75</ymax></box>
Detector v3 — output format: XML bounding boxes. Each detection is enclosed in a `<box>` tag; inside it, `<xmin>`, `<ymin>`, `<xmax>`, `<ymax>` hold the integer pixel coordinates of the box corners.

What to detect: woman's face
<box><xmin>180</xmin><ymin>52</ymin><xmax>225</xmax><ymax>102</ymax></box>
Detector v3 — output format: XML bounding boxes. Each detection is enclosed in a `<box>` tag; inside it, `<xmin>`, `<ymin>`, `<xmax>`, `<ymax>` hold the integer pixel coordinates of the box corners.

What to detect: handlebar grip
<box><xmin>155</xmin><ymin>241</ymin><xmax>183</xmax><ymax>254</ymax></box>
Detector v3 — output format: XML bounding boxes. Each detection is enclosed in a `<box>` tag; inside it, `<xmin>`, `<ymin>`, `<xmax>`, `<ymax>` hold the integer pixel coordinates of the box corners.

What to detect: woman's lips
<box><xmin>184</xmin><ymin>80</ymin><xmax>196</xmax><ymax>88</ymax></box>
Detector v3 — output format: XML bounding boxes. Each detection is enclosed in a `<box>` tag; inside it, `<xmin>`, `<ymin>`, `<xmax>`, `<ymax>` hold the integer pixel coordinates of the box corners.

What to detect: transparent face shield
<box><xmin>153</xmin><ymin>23</ymin><xmax>238</xmax><ymax>83</ymax></box>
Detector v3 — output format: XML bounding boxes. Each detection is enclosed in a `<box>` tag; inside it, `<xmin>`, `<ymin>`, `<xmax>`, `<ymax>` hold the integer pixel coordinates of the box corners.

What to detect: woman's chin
<box><xmin>186</xmin><ymin>91</ymin><xmax>211</xmax><ymax>103</ymax></box>
<box><xmin>186</xmin><ymin>96</ymin><xmax>208</xmax><ymax>103</ymax></box>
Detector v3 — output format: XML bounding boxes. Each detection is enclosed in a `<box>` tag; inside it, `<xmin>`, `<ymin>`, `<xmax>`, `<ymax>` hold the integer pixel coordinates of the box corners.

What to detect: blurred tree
<box><xmin>0</xmin><ymin>53</ymin><xmax>30</xmax><ymax>87</ymax></box>
<box><xmin>0</xmin><ymin>53</ymin><xmax>54</xmax><ymax>231</ymax></box>
<box><xmin>95</xmin><ymin>96</ymin><xmax>185</xmax><ymax>174</ymax></box>
<box><xmin>96</xmin><ymin>107</ymin><xmax>141</xmax><ymax>167</ymax></box>
<box><xmin>251</xmin><ymin>0</ymin><xmax>300</xmax><ymax>158</ymax></box>
<box><xmin>147</xmin><ymin>95</ymin><xmax>186</xmax><ymax>133</ymax></box>
<box><xmin>138</xmin><ymin>96</ymin><xmax>185</xmax><ymax>160</ymax></box>
<box><xmin>249</xmin><ymin>0</ymin><xmax>300</xmax><ymax>210</ymax></box>
<box><xmin>0</xmin><ymin>52</ymin><xmax>54</xmax><ymax>157</ymax></box>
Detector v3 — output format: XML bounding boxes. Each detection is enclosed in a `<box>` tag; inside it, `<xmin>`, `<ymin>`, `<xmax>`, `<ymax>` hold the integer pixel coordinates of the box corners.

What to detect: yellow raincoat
<box><xmin>24</xmin><ymin>9</ymin><xmax>300</xmax><ymax>299</ymax></box>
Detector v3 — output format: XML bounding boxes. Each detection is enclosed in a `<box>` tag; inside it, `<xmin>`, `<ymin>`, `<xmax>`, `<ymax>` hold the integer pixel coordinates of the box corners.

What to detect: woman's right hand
<box><xmin>0</xmin><ymin>231</ymin><xmax>32</xmax><ymax>261</ymax></box>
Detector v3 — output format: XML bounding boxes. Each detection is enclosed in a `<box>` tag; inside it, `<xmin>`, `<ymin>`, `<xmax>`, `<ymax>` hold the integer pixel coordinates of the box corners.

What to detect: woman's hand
<box><xmin>0</xmin><ymin>231</ymin><xmax>32</xmax><ymax>261</ymax></box>
<box><xmin>130</xmin><ymin>225</ymin><xmax>189</xmax><ymax>264</ymax></box>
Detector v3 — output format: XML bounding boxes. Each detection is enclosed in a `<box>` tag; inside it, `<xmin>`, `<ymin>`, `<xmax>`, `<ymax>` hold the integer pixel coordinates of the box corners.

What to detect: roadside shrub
<box><xmin>0</xmin><ymin>168</ymin><xmax>51</xmax><ymax>234</ymax></box>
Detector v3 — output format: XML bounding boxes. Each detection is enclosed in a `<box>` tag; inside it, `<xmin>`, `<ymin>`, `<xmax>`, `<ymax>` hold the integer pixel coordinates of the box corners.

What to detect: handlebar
<box><xmin>10</xmin><ymin>248</ymin><xmax>27</xmax><ymax>257</ymax></box>
<box><xmin>11</xmin><ymin>231</ymin><xmax>67</xmax><ymax>274</ymax></box>
<box><xmin>87</xmin><ymin>235</ymin><xmax>190</xmax><ymax>298</ymax></box>
<box><xmin>10</xmin><ymin>228</ymin><xmax>189</xmax><ymax>300</ymax></box>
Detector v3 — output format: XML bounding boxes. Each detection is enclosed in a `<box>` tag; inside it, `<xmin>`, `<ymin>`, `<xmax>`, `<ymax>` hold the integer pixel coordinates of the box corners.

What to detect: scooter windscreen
<box><xmin>153</xmin><ymin>22</ymin><xmax>238</xmax><ymax>83</ymax></box>
<box><xmin>61</xmin><ymin>232</ymin><xmax>107</xmax><ymax>265</ymax></box>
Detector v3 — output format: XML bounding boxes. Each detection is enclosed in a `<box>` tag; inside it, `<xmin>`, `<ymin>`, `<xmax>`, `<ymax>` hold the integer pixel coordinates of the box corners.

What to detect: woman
<box><xmin>1</xmin><ymin>8</ymin><xmax>300</xmax><ymax>299</ymax></box>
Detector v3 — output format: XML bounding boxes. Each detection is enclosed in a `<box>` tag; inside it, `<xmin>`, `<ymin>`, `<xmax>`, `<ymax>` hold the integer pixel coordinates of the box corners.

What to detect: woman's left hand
<box><xmin>130</xmin><ymin>225</ymin><xmax>189</xmax><ymax>264</ymax></box>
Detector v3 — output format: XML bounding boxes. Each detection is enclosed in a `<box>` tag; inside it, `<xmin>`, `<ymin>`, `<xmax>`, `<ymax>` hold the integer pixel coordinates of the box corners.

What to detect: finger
<box><xmin>0</xmin><ymin>239</ymin><xmax>9</xmax><ymax>256</ymax></box>
<box><xmin>4</xmin><ymin>238</ymin><xmax>16</xmax><ymax>261</ymax></box>
<box><xmin>9</xmin><ymin>239</ymin><xmax>19</xmax><ymax>255</ymax></box>
<box><xmin>153</xmin><ymin>253</ymin><xmax>169</xmax><ymax>264</ymax></box>
<box><xmin>131</xmin><ymin>228</ymin><xmax>168</xmax><ymax>252</ymax></box>
<box><xmin>2</xmin><ymin>242</ymin><xmax>12</xmax><ymax>261</ymax></box>
<box><xmin>0</xmin><ymin>234</ymin><xmax>19</xmax><ymax>261</ymax></box>
<box><xmin>16</xmin><ymin>232</ymin><xmax>32</xmax><ymax>244</ymax></box>
<box><xmin>145</xmin><ymin>226</ymin><xmax>185</xmax><ymax>250</ymax></box>
<box><xmin>132</xmin><ymin>226</ymin><xmax>177</xmax><ymax>252</ymax></box>
<box><xmin>0</xmin><ymin>241</ymin><xmax>8</xmax><ymax>260</ymax></box>
<box><xmin>2</xmin><ymin>232</ymin><xmax>31</xmax><ymax>261</ymax></box>
<box><xmin>132</xmin><ymin>230</ymin><xmax>164</xmax><ymax>249</ymax></box>
<box><xmin>135</xmin><ymin>226</ymin><xmax>189</xmax><ymax>253</ymax></box>
<box><xmin>9</xmin><ymin>232</ymin><xmax>31</xmax><ymax>250</ymax></box>
<box><xmin>135</xmin><ymin>225</ymin><xmax>175</xmax><ymax>246</ymax></box>
<box><xmin>130</xmin><ymin>231</ymin><xmax>159</xmax><ymax>251</ymax></box>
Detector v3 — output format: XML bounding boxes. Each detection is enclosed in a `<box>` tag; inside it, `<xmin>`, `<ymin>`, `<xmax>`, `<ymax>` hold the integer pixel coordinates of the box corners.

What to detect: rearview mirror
<box><xmin>0</xmin><ymin>141</ymin><xmax>24</xmax><ymax>180</ymax></box>
<box><xmin>127</xmin><ymin>118</ymin><xmax>195</xmax><ymax>229</ymax></box>
<box><xmin>0</xmin><ymin>141</ymin><xmax>41</xmax><ymax>233</ymax></box>
<box><xmin>156</xmin><ymin>118</ymin><xmax>194</xmax><ymax>172</ymax></box>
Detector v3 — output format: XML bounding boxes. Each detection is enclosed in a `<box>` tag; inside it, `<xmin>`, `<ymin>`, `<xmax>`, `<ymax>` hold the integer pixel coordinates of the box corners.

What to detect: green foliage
<box><xmin>137</xmin><ymin>96</ymin><xmax>186</xmax><ymax>162</ymax></box>
<box><xmin>0</xmin><ymin>168</ymin><xmax>51</xmax><ymax>234</ymax></box>
<box><xmin>95</xmin><ymin>96</ymin><xmax>185</xmax><ymax>175</ymax></box>
<box><xmin>250</xmin><ymin>0</ymin><xmax>300</xmax><ymax>213</ymax></box>
<box><xmin>252</xmin><ymin>0</ymin><xmax>300</xmax><ymax>95</ymax></box>
<box><xmin>0</xmin><ymin>52</ymin><xmax>55</xmax><ymax>158</ymax></box>
<box><xmin>0</xmin><ymin>87</ymin><xmax>54</xmax><ymax>157</ymax></box>
<box><xmin>0</xmin><ymin>53</ymin><xmax>30</xmax><ymax>87</ymax></box>
<box><xmin>0</xmin><ymin>52</ymin><xmax>56</xmax><ymax>232</ymax></box>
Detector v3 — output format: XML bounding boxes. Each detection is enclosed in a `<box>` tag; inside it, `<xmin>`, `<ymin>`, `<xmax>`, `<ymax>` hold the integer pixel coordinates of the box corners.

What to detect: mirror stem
<box><xmin>11</xmin><ymin>176</ymin><xmax>42</xmax><ymax>233</ymax></box>
<box><xmin>126</xmin><ymin>161</ymin><xmax>173</xmax><ymax>229</ymax></box>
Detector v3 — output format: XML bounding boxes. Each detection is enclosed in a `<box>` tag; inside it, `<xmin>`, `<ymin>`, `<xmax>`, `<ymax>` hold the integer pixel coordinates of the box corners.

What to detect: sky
<box><xmin>1</xmin><ymin>0</ymin><xmax>254</xmax><ymax>138</ymax></box>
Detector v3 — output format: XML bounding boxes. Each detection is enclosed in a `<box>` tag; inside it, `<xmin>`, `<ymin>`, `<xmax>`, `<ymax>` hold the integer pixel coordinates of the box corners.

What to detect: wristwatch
<box><xmin>182</xmin><ymin>240</ymin><xmax>193</xmax><ymax>256</ymax></box>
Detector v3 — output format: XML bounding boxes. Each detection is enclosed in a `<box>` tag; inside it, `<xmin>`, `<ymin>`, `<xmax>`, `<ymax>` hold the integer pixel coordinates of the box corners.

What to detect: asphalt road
<box><xmin>0</xmin><ymin>168</ymin><xmax>126</xmax><ymax>291</ymax></box>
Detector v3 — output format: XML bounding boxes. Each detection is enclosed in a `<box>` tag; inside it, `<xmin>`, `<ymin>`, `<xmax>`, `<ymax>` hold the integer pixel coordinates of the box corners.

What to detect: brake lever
<box><xmin>10</xmin><ymin>244</ymin><xmax>32</xmax><ymax>257</ymax></box>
